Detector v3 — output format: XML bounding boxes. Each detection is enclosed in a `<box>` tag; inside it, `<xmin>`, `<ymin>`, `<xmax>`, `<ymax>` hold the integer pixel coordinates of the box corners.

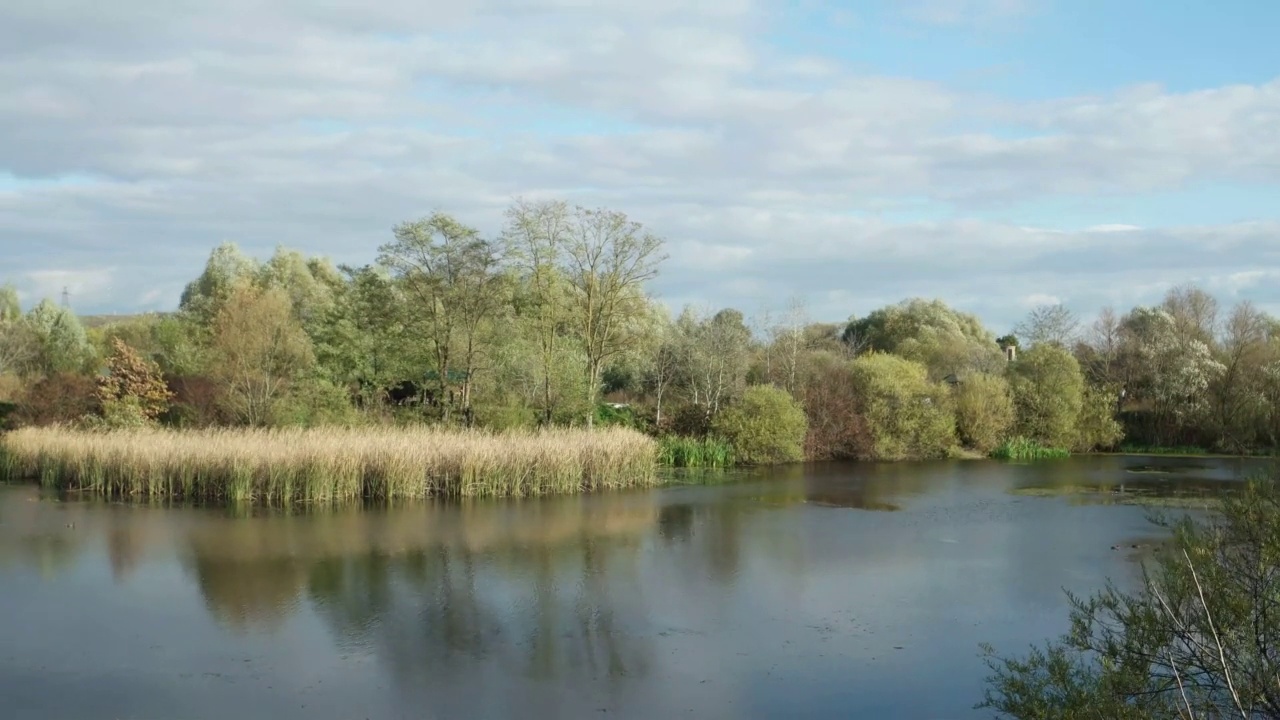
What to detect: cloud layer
<box><xmin>1</xmin><ymin>0</ymin><xmax>1277</xmax><ymax>330</ymax></box>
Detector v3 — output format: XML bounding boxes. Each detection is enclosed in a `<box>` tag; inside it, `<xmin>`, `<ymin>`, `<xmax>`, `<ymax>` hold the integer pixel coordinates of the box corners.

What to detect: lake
<box><xmin>0</xmin><ymin>455</ymin><xmax>1266</xmax><ymax>719</ymax></box>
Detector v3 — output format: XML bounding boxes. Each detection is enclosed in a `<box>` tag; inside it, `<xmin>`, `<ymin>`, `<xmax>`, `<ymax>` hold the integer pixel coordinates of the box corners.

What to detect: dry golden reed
<box><xmin>0</xmin><ymin>425</ymin><xmax>659</xmax><ymax>503</ymax></box>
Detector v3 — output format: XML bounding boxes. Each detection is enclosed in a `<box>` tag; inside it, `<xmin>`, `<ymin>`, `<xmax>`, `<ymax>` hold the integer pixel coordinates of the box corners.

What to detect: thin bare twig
<box><xmin>1185</xmin><ymin>548</ymin><xmax>1248</xmax><ymax>718</ymax></box>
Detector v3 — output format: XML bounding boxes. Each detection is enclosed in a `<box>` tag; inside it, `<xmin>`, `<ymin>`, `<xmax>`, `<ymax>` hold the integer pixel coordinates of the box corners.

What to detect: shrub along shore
<box><xmin>0</xmin><ymin>426</ymin><xmax>659</xmax><ymax>503</ymax></box>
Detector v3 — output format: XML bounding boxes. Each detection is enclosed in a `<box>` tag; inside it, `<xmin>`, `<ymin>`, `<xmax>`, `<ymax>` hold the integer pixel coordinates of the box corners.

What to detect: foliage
<box><xmin>954</xmin><ymin>372</ymin><xmax>1016</xmax><ymax>453</ymax></box>
<box><xmin>673</xmin><ymin>306</ymin><xmax>752</xmax><ymax>421</ymax></box>
<box><xmin>710</xmin><ymin>384</ymin><xmax>807</xmax><ymax>465</ymax></box>
<box><xmin>1007</xmin><ymin>344</ymin><xmax>1085</xmax><ymax>449</ymax></box>
<box><xmin>798</xmin><ymin>351</ymin><xmax>870</xmax><ymax>460</ymax></box>
<box><xmin>1013</xmin><ymin>303</ymin><xmax>1079</xmax><ymax>348</ymax></box>
<box><xmin>22</xmin><ymin>299</ymin><xmax>95</xmax><ymax>376</ymax></box>
<box><xmin>96</xmin><ymin>337</ymin><xmax>173</xmax><ymax>421</ymax></box>
<box><xmin>378</xmin><ymin>212</ymin><xmax>510</xmax><ymax>422</ymax></box>
<box><xmin>657</xmin><ymin>436</ymin><xmax>734</xmax><ymax>468</ymax></box>
<box><xmin>562</xmin><ymin>205</ymin><xmax>667</xmax><ymax>425</ymax></box>
<box><xmin>1073</xmin><ymin>383</ymin><xmax>1124</xmax><ymax>452</ymax></box>
<box><xmin>844</xmin><ymin>298</ymin><xmax>1004</xmax><ymax>379</ymax></box>
<box><xmin>13</xmin><ymin>373</ymin><xmax>98</xmax><ymax>427</ymax></box>
<box><xmin>0</xmin><ymin>425</ymin><xmax>659</xmax><ymax>503</ymax></box>
<box><xmin>595</xmin><ymin>403</ymin><xmax>644</xmax><ymax>431</ymax></box>
<box><xmin>980</xmin><ymin>471</ymin><xmax>1280</xmax><ymax>719</ymax></box>
<box><xmin>990</xmin><ymin>437</ymin><xmax>1070</xmax><ymax>460</ymax></box>
<box><xmin>849</xmin><ymin>353</ymin><xmax>956</xmax><ymax>460</ymax></box>
<box><xmin>209</xmin><ymin>283</ymin><xmax>315</xmax><ymax>426</ymax></box>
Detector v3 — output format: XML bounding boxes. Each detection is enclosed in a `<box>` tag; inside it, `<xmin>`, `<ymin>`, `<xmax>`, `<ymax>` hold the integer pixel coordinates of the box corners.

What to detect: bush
<box><xmin>980</xmin><ymin>471</ymin><xmax>1280</xmax><ymax>718</ymax></box>
<box><xmin>798</xmin><ymin>352</ymin><xmax>871</xmax><ymax>460</ymax></box>
<box><xmin>849</xmin><ymin>353</ymin><xmax>956</xmax><ymax>460</ymax></box>
<box><xmin>953</xmin><ymin>372</ymin><xmax>1015</xmax><ymax>453</ymax></box>
<box><xmin>1073</xmin><ymin>383</ymin><xmax>1124</xmax><ymax>452</ymax></box>
<box><xmin>14</xmin><ymin>373</ymin><xmax>98</xmax><ymax>427</ymax></box>
<box><xmin>710</xmin><ymin>385</ymin><xmax>807</xmax><ymax>465</ymax></box>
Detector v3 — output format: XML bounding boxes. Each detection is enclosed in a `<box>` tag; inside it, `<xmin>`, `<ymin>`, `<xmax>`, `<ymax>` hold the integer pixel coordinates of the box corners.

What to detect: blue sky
<box><xmin>0</xmin><ymin>0</ymin><xmax>1278</xmax><ymax>331</ymax></box>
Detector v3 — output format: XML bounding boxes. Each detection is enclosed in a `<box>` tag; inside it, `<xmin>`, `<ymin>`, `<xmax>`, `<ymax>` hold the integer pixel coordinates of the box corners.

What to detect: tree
<box><xmin>761</xmin><ymin>296</ymin><xmax>809</xmax><ymax>394</ymax></box>
<box><xmin>96</xmin><ymin>337</ymin><xmax>174</xmax><ymax>421</ymax></box>
<box><xmin>711</xmin><ymin>384</ymin><xmax>808</xmax><ymax>465</ymax></box>
<box><xmin>179</xmin><ymin>242</ymin><xmax>260</xmax><ymax>326</ymax></box>
<box><xmin>208</xmin><ymin>284</ymin><xmax>314</xmax><ymax>426</ymax></box>
<box><xmin>0</xmin><ymin>285</ymin><xmax>35</xmax><ymax>378</ymax></box>
<box><xmin>23</xmin><ymin>299</ymin><xmax>95</xmax><ymax>376</ymax></box>
<box><xmin>674</xmin><ymin>306</ymin><xmax>753</xmax><ymax>423</ymax></box>
<box><xmin>798</xmin><ymin>351</ymin><xmax>870</xmax><ymax>460</ymax></box>
<box><xmin>1006</xmin><ymin>344</ymin><xmax>1084</xmax><ymax>449</ymax></box>
<box><xmin>256</xmin><ymin>247</ymin><xmax>344</xmax><ymax>336</ymax></box>
<box><xmin>1122</xmin><ymin>306</ymin><xmax>1225</xmax><ymax>445</ymax></box>
<box><xmin>1074</xmin><ymin>384</ymin><xmax>1124</xmax><ymax>452</ymax></box>
<box><xmin>0</xmin><ymin>284</ymin><xmax>19</xmax><ymax>323</ymax></box>
<box><xmin>849</xmin><ymin>352</ymin><xmax>957</xmax><ymax>460</ymax></box>
<box><xmin>843</xmin><ymin>298</ymin><xmax>1004</xmax><ymax>380</ymax></box>
<box><xmin>378</xmin><ymin>212</ymin><xmax>509</xmax><ymax>422</ymax></box>
<box><xmin>1162</xmin><ymin>283</ymin><xmax>1219</xmax><ymax>346</ymax></box>
<box><xmin>503</xmin><ymin>198</ymin><xmax>574</xmax><ymax>425</ymax></box>
<box><xmin>562</xmin><ymin>205</ymin><xmax>667</xmax><ymax>425</ymax></box>
<box><xmin>954</xmin><ymin>372</ymin><xmax>1015</xmax><ymax>453</ymax></box>
<box><xmin>1076</xmin><ymin>306</ymin><xmax>1126</xmax><ymax>390</ymax></box>
<box><xmin>980</xmin><ymin>472</ymin><xmax>1280</xmax><ymax>719</ymax></box>
<box><xmin>1014</xmin><ymin>303</ymin><xmax>1079</xmax><ymax>348</ymax></box>
<box><xmin>1210</xmin><ymin>301</ymin><xmax>1272</xmax><ymax>450</ymax></box>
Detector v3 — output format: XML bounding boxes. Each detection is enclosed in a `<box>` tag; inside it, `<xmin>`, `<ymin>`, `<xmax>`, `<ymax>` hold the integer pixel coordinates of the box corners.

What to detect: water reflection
<box><xmin>0</xmin><ymin>455</ymin><xmax>1269</xmax><ymax>720</ymax></box>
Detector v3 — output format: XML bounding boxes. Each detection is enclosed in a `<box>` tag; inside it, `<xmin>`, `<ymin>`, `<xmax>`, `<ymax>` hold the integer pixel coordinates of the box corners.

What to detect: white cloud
<box><xmin>900</xmin><ymin>0</ymin><xmax>1038</xmax><ymax>28</ymax></box>
<box><xmin>22</xmin><ymin>268</ymin><xmax>115</xmax><ymax>307</ymax></box>
<box><xmin>0</xmin><ymin>0</ymin><xmax>1277</xmax><ymax>333</ymax></box>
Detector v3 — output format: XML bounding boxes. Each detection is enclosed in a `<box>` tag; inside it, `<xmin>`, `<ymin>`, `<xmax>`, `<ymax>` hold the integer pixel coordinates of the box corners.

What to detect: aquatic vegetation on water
<box><xmin>1009</xmin><ymin>484</ymin><xmax>1225</xmax><ymax>509</ymax></box>
<box><xmin>0</xmin><ymin>425</ymin><xmax>658</xmax><ymax>503</ymax></box>
<box><xmin>990</xmin><ymin>437</ymin><xmax>1071</xmax><ymax>461</ymax></box>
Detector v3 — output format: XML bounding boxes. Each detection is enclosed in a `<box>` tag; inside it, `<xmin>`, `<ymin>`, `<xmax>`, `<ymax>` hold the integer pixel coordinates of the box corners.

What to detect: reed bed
<box><xmin>657</xmin><ymin>436</ymin><xmax>735</xmax><ymax>468</ymax></box>
<box><xmin>0</xmin><ymin>425</ymin><xmax>659</xmax><ymax>503</ymax></box>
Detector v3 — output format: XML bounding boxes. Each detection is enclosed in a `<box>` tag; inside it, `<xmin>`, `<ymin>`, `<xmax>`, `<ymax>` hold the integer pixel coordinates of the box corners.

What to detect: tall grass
<box><xmin>0</xmin><ymin>425</ymin><xmax>659</xmax><ymax>503</ymax></box>
<box><xmin>990</xmin><ymin>437</ymin><xmax>1071</xmax><ymax>461</ymax></box>
<box><xmin>657</xmin><ymin>436</ymin><xmax>734</xmax><ymax>468</ymax></box>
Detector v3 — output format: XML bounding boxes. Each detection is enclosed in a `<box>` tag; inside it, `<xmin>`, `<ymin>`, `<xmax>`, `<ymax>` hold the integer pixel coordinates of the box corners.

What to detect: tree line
<box><xmin>2</xmin><ymin>198</ymin><xmax>1278</xmax><ymax>461</ymax></box>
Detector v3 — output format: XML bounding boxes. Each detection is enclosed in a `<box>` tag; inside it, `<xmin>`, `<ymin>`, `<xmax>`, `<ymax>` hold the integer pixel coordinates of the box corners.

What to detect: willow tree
<box><xmin>378</xmin><ymin>212</ymin><xmax>509</xmax><ymax>422</ymax></box>
<box><xmin>562</xmin><ymin>206</ymin><xmax>666</xmax><ymax>426</ymax></box>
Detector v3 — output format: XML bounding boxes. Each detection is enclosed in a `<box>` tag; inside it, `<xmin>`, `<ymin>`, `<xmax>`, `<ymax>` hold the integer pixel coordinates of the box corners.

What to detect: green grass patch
<box><xmin>990</xmin><ymin>437</ymin><xmax>1071</xmax><ymax>461</ymax></box>
<box><xmin>657</xmin><ymin>436</ymin><xmax>734</xmax><ymax>469</ymax></box>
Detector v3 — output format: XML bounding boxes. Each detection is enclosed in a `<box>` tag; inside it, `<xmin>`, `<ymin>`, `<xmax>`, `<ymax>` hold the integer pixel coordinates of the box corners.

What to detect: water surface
<box><xmin>0</xmin><ymin>455</ymin><xmax>1264</xmax><ymax>719</ymax></box>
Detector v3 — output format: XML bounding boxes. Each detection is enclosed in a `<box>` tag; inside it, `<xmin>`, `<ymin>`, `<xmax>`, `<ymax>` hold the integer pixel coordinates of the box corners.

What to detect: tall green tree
<box><xmin>562</xmin><ymin>206</ymin><xmax>667</xmax><ymax>425</ymax></box>
<box><xmin>503</xmin><ymin>198</ymin><xmax>573</xmax><ymax>425</ymax></box>
<box><xmin>378</xmin><ymin>212</ymin><xmax>509</xmax><ymax>421</ymax></box>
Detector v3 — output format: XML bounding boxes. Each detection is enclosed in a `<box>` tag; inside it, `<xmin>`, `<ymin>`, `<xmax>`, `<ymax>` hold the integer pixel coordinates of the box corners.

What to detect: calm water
<box><xmin>0</xmin><ymin>455</ymin><xmax>1266</xmax><ymax>720</ymax></box>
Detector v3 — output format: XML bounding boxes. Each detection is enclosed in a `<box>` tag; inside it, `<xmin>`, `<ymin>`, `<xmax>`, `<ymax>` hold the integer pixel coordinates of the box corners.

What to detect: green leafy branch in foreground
<box><xmin>979</xmin><ymin>470</ymin><xmax>1280</xmax><ymax>719</ymax></box>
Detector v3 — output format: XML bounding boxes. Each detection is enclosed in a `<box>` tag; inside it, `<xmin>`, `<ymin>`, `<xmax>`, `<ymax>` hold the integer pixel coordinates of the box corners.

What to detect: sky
<box><xmin>1</xmin><ymin>0</ymin><xmax>1278</xmax><ymax>332</ymax></box>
